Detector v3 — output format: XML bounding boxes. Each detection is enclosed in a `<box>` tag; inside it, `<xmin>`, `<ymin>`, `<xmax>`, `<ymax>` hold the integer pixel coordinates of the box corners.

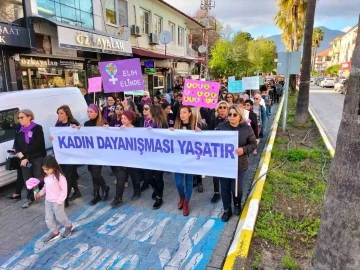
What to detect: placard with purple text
<box><xmin>98</xmin><ymin>58</ymin><xmax>144</xmax><ymax>93</ymax></box>
<box><xmin>182</xmin><ymin>79</ymin><xmax>220</xmax><ymax>109</ymax></box>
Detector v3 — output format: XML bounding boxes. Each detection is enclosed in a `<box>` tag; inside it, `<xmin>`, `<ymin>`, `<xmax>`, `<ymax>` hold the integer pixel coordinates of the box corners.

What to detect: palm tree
<box><xmin>294</xmin><ymin>0</ymin><xmax>317</xmax><ymax>124</ymax></box>
<box><xmin>312</xmin><ymin>27</ymin><xmax>325</xmax><ymax>70</ymax></box>
<box><xmin>313</xmin><ymin>15</ymin><xmax>360</xmax><ymax>268</ymax></box>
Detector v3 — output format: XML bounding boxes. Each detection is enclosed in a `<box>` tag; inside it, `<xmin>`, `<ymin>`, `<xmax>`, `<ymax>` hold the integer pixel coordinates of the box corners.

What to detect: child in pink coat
<box><xmin>34</xmin><ymin>156</ymin><xmax>73</xmax><ymax>243</ymax></box>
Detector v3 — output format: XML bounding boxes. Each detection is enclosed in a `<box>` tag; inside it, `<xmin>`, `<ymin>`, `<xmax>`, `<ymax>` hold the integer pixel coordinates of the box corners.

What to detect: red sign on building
<box><xmin>340</xmin><ymin>62</ymin><xmax>351</xmax><ymax>70</ymax></box>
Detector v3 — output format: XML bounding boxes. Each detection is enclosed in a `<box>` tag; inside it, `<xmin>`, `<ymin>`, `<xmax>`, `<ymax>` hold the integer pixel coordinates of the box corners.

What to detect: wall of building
<box><xmin>339</xmin><ymin>25</ymin><xmax>358</xmax><ymax>63</ymax></box>
<box><xmin>127</xmin><ymin>0</ymin><xmax>192</xmax><ymax>58</ymax></box>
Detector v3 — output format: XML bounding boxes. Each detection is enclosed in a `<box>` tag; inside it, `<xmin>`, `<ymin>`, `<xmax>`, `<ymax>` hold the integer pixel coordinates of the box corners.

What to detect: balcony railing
<box><xmin>186</xmin><ymin>47</ymin><xmax>198</xmax><ymax>58</ymax></box>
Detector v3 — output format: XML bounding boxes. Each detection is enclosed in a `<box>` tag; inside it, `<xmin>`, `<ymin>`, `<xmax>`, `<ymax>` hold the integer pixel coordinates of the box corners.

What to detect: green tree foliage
<box><xmin>325</xmin><ymin>65</ymin><xmax>340</xmax><ymax>76</ymax></box>
<box><xmin>210</xmin><ymin>32</ymin><xmax>277</xmax><ymax>78</ymax></box>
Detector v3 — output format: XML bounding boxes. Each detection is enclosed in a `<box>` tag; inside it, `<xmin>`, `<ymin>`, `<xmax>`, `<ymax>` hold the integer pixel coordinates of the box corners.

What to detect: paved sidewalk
<box><xmin>0</xmin><ymin>104</ymin><xmax>278</xmax><ymax>270</ymax></box>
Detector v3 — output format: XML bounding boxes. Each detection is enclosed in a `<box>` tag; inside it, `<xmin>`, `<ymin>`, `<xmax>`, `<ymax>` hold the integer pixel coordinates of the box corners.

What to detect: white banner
<box><xmin>50</xmin><ymin>127</ymin><xmax>238</xmax><ymax>178</ymax></box>
<box><xmin>242</xmin><ymin>76</ymin><xmax>260</xmax><ymax>90</ymax></box>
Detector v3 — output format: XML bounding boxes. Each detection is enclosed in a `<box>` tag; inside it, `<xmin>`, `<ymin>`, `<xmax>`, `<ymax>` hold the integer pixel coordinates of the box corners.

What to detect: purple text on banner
<box><xmin>98</xmin><ymin>58</ymin><xmax>144</xmax><ymax>93</ymax></box>
<box><xmin>88</xmin><ymin>77</ymin><xmax>102</xmax><ymax>93</ymax></box>
<box><xmin>182</xmin><ymin>79</ymin><xmax>220</xmax><ymax>109</ymax></box>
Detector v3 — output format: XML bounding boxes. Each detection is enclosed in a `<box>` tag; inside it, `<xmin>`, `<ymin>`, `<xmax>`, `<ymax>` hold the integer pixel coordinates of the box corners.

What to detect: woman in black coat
<box><xmin>14</xmin><ymin>109</ymin><xmax>46</xmax><ymax>208</ymax></box>
<box><xmin>216</xmin><ymin>104</ymin><xmax>257</xmax><ymax>222</ymax></box>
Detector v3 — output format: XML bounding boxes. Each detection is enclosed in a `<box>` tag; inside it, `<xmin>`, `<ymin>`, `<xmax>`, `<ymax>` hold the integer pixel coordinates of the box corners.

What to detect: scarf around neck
<box><xmin>20</xmin><ymin>121</ymin><xmax>37</xmax><ymax>144</ymax></box>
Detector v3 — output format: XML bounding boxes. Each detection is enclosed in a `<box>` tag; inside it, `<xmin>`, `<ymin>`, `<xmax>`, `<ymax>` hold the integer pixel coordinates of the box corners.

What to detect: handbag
<box><xmin>5</xmin><ymin>153</ymin><xmax>20</xmax><ymax>171</ymax></box>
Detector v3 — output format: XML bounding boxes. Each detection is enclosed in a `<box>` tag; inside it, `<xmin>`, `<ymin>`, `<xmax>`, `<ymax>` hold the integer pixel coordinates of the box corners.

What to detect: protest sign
<box><xmin>182</xmin><ymin>79</ymin><xmax>220</xmax><ymax>109</ymax></box>
<box><xmin>50</xmin><ymin>127</ymin><xmax>238</xmax><ymax>178</ymax></box>
<box><xmin>228</xmin><ymin>76</ymin><xmax>235</xmax><ymax>82</ymax></box>
<box><xmin>125</xmin><ymin>90</ymin><xmax>144</xmax><ymax>96</ymax></box>
<box><xmin>87</xmin><ymin>77</ymin><xmax>102</xmax><ymax>93</ymax></box>
<box><xmin>99</xmin><ymin>58</ymin><xmax>144</xmax><ymax>93</ymax></box>
<box><xmin>243</xmin><ymin>76</ymin><xmax>260</xmax><ymax>90</ymax></box>
<box><xmin>259</xmin><ymin>77</ymin><xmax>264</xmax><ymax>85</ymax></box>
<box><xmin>228</xmin><ymin>80</ymin><xmax>244</xmax><ymax>93</ymax></box>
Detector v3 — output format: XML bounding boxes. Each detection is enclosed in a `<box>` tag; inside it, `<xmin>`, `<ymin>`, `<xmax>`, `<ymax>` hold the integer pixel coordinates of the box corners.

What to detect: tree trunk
<box><xmin>312</xmin><ymin>15</ymin><xmax>360</xmax><ymax>269</ymax></box>
<box><xmin>294</xmin><ymin>0</ymin><xmax>317</xmax><ymax>124</ymax></box>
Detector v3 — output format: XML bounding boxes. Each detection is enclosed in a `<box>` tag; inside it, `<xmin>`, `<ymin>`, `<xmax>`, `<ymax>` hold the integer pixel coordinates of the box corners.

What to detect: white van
<box><xmin>0</xmin><ymin>87</ymin><xmax>88</xmax><ymax>188</ymax></box>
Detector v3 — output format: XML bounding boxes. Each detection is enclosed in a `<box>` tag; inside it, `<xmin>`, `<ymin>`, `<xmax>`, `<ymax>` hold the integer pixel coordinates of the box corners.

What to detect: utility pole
<box><xmin>199</xmin><ymin>0</ymin><xmax>215</xmax><ymax>80</ymax></box>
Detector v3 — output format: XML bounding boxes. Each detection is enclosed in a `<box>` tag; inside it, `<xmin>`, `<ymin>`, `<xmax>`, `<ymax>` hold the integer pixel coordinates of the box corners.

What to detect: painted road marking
<box><xmin>0</xmin><ymin>204</ymin><xmax>226</xmax><ymax>270</ymax></box>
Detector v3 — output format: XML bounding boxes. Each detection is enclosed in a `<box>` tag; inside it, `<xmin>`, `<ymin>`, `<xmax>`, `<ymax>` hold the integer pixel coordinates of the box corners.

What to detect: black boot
<box><xmin>221</xmin><ymin>209</ymin><xmax>232</xmax><ymax>222</ymax></box>
<box><xmin>69</xmin><ymin>191</ymin><xmax>82</xmax><ymax>201</ymax></box>
<box><xmin>140</xmin><ymin>182</ymin><xmax>149</xmax><ymax>192</ymax></box>
<box><xmin>234</xmin><ymin>195</ymin><xmax>242</xmax><ymax>216</ymax></box>
<box><xmin>151</xmin><ymin>189</ymin><xmax>157</xmax><ymax>200</ymax></box>
<box><xmin>90</xmin><ymin>190</ymin><xmax>101</xmax><ymax>206</ymax></box>
<box><xmin>132</xmin><ymin>189</ymin><xmax>141</xmax><ymax>200</ymax></box>
<box><xmin>101</xmin><ymin>186</ymin><xmax>110</xmax><ymax>201</ymax></box>
<box><xmin>110</xmin><ymin>196</ymin><xmax>122</xmax><ymax>207</ymax></box>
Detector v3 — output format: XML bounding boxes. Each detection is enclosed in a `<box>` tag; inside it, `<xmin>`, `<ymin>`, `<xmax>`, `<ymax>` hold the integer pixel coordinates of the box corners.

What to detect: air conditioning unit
<box><xmin>131</xmin><ymin>25</ymin><xmax>141</xmax><ymax>36</ymax></box>
<box><xmin>149</xmin><ymin>33</ymin><xmax>159</xmax><ymax>45</ymax></box>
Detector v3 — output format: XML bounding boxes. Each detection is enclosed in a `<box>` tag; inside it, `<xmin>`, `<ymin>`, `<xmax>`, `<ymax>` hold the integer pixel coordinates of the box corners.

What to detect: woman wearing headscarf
<box><xmin>14</xmin><ymin>109</ymin><xmax>46</xmax><ymax>208</ymax></box>
<box><xmin>216</xmin><ymin>104</ymin><xmax>257</xmax><ymax>222</ymax></box>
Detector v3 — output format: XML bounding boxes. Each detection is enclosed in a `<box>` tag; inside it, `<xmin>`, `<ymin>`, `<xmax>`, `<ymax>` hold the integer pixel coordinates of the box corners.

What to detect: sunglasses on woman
<box><xmin>218</xmin><ymin>106</ymin><xmax>227</xmax><ymax>110</ymax></box>
<box><xmin>228</xmin><ymin>113</ymin><xmax>238</xmax><ymax>117</ymax></box>
<box><xmin>143</xmin><ymin>107</ymin><xmax>150</xmax><ymax>111</ymax></box>
<box><xmin>226</xmin><ymin>96</ymin><xmax>233</xmax><ymax>99</ymax></box>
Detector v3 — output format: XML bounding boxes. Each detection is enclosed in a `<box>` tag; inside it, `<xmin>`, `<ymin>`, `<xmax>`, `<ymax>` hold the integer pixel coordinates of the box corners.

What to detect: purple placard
<box><xmin>87</xmin><ymin>77</ymin><xmax>102</xmax><ymax>93</ymax></box>
<box><xmin>98</xmin><ymin>58</ymin><xmax>144</xmax><ymax>93</ymax></box>
<box><xmin>182</xmin><ymin>79</ymin><xmax>220</xmax><ymax>109</ymax></box>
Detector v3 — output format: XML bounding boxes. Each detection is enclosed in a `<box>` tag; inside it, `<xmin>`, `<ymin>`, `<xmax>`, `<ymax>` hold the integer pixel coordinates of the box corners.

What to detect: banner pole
<box><xmin>195</xmin><ymin>107</ymin><xmax>199</xmax><ymax>129</ymax></box>
<box><xmin>93</xmin><ymin>92</ymin><xmax>96</xmax><ymax>104</ymax></box>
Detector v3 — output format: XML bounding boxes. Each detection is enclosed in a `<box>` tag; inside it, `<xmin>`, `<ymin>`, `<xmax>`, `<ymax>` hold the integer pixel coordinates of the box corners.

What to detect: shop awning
<box><xmin>132</xmin><ymin>48</ymin><xmax>175</xmax><ymax>59</ymax></box>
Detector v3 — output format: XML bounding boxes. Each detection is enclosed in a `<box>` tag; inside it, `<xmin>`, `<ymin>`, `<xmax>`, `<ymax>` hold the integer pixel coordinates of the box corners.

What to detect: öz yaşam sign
<box><xmin>182</xmin><ymin>79</ymin><xmax>220</xmax><ymax>109</ymax></box>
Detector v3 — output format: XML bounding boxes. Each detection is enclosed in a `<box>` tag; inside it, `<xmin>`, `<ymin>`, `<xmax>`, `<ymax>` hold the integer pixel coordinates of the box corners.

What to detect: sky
<box><xmin>164</xmin><ymin>0</ymin><xmax>359</xmax><ymax>37</ymax></box>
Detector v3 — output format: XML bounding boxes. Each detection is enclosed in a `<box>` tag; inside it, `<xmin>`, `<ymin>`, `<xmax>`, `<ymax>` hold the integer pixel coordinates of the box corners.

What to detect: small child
<box><xmin>34</xmin><ymin>155</ymin><xmax>74</xmax><ymax>243</ymax></box>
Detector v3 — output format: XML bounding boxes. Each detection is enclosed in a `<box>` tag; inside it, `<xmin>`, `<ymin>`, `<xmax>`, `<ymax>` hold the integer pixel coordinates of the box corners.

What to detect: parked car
<box><xmin>310</xmin><ymin>77</ymin><xmax>316</xmax><ymax>83</ymax></box>
<box><xmin>315</xmin><ymin>77</ymin><xmax>324</xmax><ymax>86</ymax></box>
<box><xmin>0</xmin><ymin>87</ymin><xmax>88</xmax><ymax>188</ymax></box>
<box><xmin>334</xmin><ymin>79</ymin><xmax>347</xmax><ymax>92</ymax></box>
<box><xmin>320</xmin><ymin>78</ymin><xmax>335</xmax><ymax>88</ymax></box>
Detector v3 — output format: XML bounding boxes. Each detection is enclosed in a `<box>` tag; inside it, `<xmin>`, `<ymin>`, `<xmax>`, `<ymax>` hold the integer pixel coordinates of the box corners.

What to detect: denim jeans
<box><xmin>219</xmin><ymin>170</ymin><xmax>247</xmax><ymax>211</ymax></box>
<box><xmin>174</xmin><ymin>173</ymin><xmax>193</xmax><ymax>200</ymax></box>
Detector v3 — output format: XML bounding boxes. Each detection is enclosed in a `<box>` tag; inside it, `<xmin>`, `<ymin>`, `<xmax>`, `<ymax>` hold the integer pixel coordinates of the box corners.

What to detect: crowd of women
<box><xmin>8</xmin><ymin>85</ymin><xmax>274</xmax><ymax>223</ymax></box>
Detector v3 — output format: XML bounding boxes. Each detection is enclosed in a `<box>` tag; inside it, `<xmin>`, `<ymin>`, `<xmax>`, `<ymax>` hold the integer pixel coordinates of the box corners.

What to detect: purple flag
<box><xmin>98</xmin><ymin>58</ymin><xmax>144</xmax><ymax>93</ymax></box>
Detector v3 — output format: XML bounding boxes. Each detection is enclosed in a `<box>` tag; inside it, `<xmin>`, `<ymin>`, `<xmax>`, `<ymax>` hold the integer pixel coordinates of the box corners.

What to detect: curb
<box><xmin>223</xmin><ymin>97</ymin><xmax>284</xmax><ymax>269</ymax></box>
<box><xmin>308</xmin><ymin>107</ymin><xmax>335</xmax><ymax>158</ymax></box>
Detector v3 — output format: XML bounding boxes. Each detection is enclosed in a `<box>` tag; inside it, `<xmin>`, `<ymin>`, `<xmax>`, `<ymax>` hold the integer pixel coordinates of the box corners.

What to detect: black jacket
<box><xmin>209</xmin><ymin>116</ymin><xmax>226</xmax><ymax>130</ymax></box>
<box><xmin>84</xmin><ymin>119</ymin><xmax>97</xmax><ymax>127</ymax></box>
<box><xmin>200</xmin><ymin>108</ymin><xmax>211</xmax><ymax>125</ymax></box>
<box><xmin>216</xmin><ymin>121</ymin><xmax>257</xmax><ymax>171</ymax></box>
<box><xmin>14</xmin><ymin>124</ymin><xmax>46</xmax><ymax>160</ymax></box>
<box><xmin>248</xmin><ymin>111</ymin><xmax>259</xmax><ymax>139</ymax></box>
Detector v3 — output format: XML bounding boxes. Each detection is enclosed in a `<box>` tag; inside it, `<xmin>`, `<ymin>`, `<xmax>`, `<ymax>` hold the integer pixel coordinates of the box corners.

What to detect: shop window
<box><xmin>178</xmin><ymin>27</ymin><xmax>184</xmax><ymax>46</ymax></box>
<box><xmin>154</xmin><ymin>75</ymin><xmax>164</xmax><ymax>89</ymax></box>
<box><xmin>169</xmin><ymin>22</ymin><xmax>175</xmax><ymax>43</ymax></box>
<box><xmin>105</xmin><ymin>0</ymin><xmax>116</xmax><ymax>25</ymax></box>
<box><xmin>140</xmin><ymin>8</ymin><xmax>150</xmax><ymax>35</ymax></box>
<box><xmin>153</xmin><ymin>15</ymin><xmax>162</xmax><ymax>35</ymax></box>
<box><xmin>37</xmin><ymin>0</ymin><xmax>94</xmax><ymax>29</ymax></box>
<box><xmin>0</xmin><ymin>108</ymin><xmax>19</xmax><ymax>143</ymax></box>
<box><xmin>118</xmin><ymin>0</ymin><xmax>128</xmax><ymax>26</ymax></box>
<box><xmin>0</xmin><ymin>0</ymin><xmax>24</xmax><ymax>23</ymax></box>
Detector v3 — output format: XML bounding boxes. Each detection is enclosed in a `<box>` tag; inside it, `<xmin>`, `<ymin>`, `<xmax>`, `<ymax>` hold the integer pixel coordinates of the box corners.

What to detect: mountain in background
<box><xmin>267</xmin><ymin>26</ymin><xmax>344</xmax><ymax>53</ymax></box>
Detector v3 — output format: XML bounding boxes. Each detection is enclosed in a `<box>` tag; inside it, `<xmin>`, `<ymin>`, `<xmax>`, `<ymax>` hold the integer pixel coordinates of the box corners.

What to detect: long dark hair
<box><xmin>150</xmin><ymin>104</ymin><xmax>168</xmax><ymax>128</ymax></box>
<box><xmin>41</xmin><ymin>155</ymin><xmax>63</xmax><ymax>181</ymax></box>
<box><xmin>174</xmin><ymin>105</ymin><xmax>195</xmax><ymax>130</ymax></box>
<box><xmin>57</xmin><ymin>105</ymin><xmax>75</xmax><ymax>123</ymax></box>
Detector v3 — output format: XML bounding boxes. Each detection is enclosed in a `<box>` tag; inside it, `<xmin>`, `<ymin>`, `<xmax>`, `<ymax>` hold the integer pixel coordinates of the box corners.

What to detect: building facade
<box><xmin>339</xmin><ymin>24</ymin><xmax>358</xmax><ymax>78</ymax></box>
<box><xmin>0</xmin><ymin>0</ymin><xmax>203</xmax><ymax>95</ymax></box>
<box><xmin>314</xmin><ymin>48</ymin><xmax>332</xmax><ymax>75</ymax></box>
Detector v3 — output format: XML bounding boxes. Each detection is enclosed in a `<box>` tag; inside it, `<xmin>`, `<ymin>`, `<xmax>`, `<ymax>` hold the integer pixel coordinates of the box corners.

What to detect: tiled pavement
<box><xmin>0</xmin><ymin>104</ymin><xmax>278</xmax><ymax>270</ymax></box>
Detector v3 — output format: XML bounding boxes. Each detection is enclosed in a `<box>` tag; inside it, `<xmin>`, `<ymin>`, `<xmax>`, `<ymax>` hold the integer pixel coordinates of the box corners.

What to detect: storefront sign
<box><xmin>20</xmin><ymin>57</ymin><xmax>84</xmax><ymax>69</ymax></box>
<box><xmin>0</xmin><ymin>22</ymin><xmax>31</xmax><ymax>48</ymax></box>
<box><xmin>340</xmin><ymin>62</ymin><xmax>351</xmax><ymax>70</ymax></box>
<box><xmin>175</xmin><ymin>62</ymin><xmax>190</xmax><ymax>76</ymax></box>
<box><xmin>57</xmin><ymin>26</ymin><xmax>132</xmax><ymax>56</ymax></box>
<box><xmin>99</xmin><ymin>58</ymin><xmax>144</xmax><ymax>93</ymax></box>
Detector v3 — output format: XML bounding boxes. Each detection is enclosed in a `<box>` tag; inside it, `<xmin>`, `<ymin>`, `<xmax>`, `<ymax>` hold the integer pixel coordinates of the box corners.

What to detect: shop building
<box><xmin>11</xmin><ymin>0</ymin><xmax>133</xmax><ymax>92</ymax></box>
<box><xmin>0</xmin><ymin>0</ymin><xmax>35</xmax><ymax>92</ymax></box>
<box><xmin>127</xmin><ymin>0</ymin><xmax>203</xmax><ymax>96</ymax></box>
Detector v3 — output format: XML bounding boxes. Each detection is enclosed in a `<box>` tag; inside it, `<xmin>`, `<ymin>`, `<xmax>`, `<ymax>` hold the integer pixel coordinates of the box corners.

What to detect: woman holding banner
<box><xmin>171</xmin><ymin>106</ymin><xmax>203</xmax><ymax>216</ymax></box>
<box><xmin>84</xmin><ymin>104</ymin><xmax>110</xmax><ymax>206</ymax></box>
<box><xmin>119</xmin><ymin>110</ymin><xmax>143</xmax><ymax>200</ymax></box>
<box><xmin>161</xmin><ymin>102</ymin><xmax>175</xmax><ymax>128</ymax></box>
<box><xmin>143</xmin><ymin>105</ymin><xmax>169</xmax><ymax>209</ymax></box>
<box><xmin>216</xmin><ymin>104</ymin><xmax>257</xmax><ymax>222</ymax></box>
<box><xmin>209</xmin><ymin>101</ymin><xmax>229</xmax><ymax>203</ymax></box>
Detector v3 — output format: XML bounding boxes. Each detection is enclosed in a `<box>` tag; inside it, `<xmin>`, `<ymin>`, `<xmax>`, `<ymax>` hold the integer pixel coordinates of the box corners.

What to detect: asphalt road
<box><xmin>0</xmin><ymin>104</ymin><xmax>279</xmax><ymax>270</ymax></box>
<box><xmin>309</xmin><ymin>84</ymin><xmax>345</xmax><ymax>149</ymax></box>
